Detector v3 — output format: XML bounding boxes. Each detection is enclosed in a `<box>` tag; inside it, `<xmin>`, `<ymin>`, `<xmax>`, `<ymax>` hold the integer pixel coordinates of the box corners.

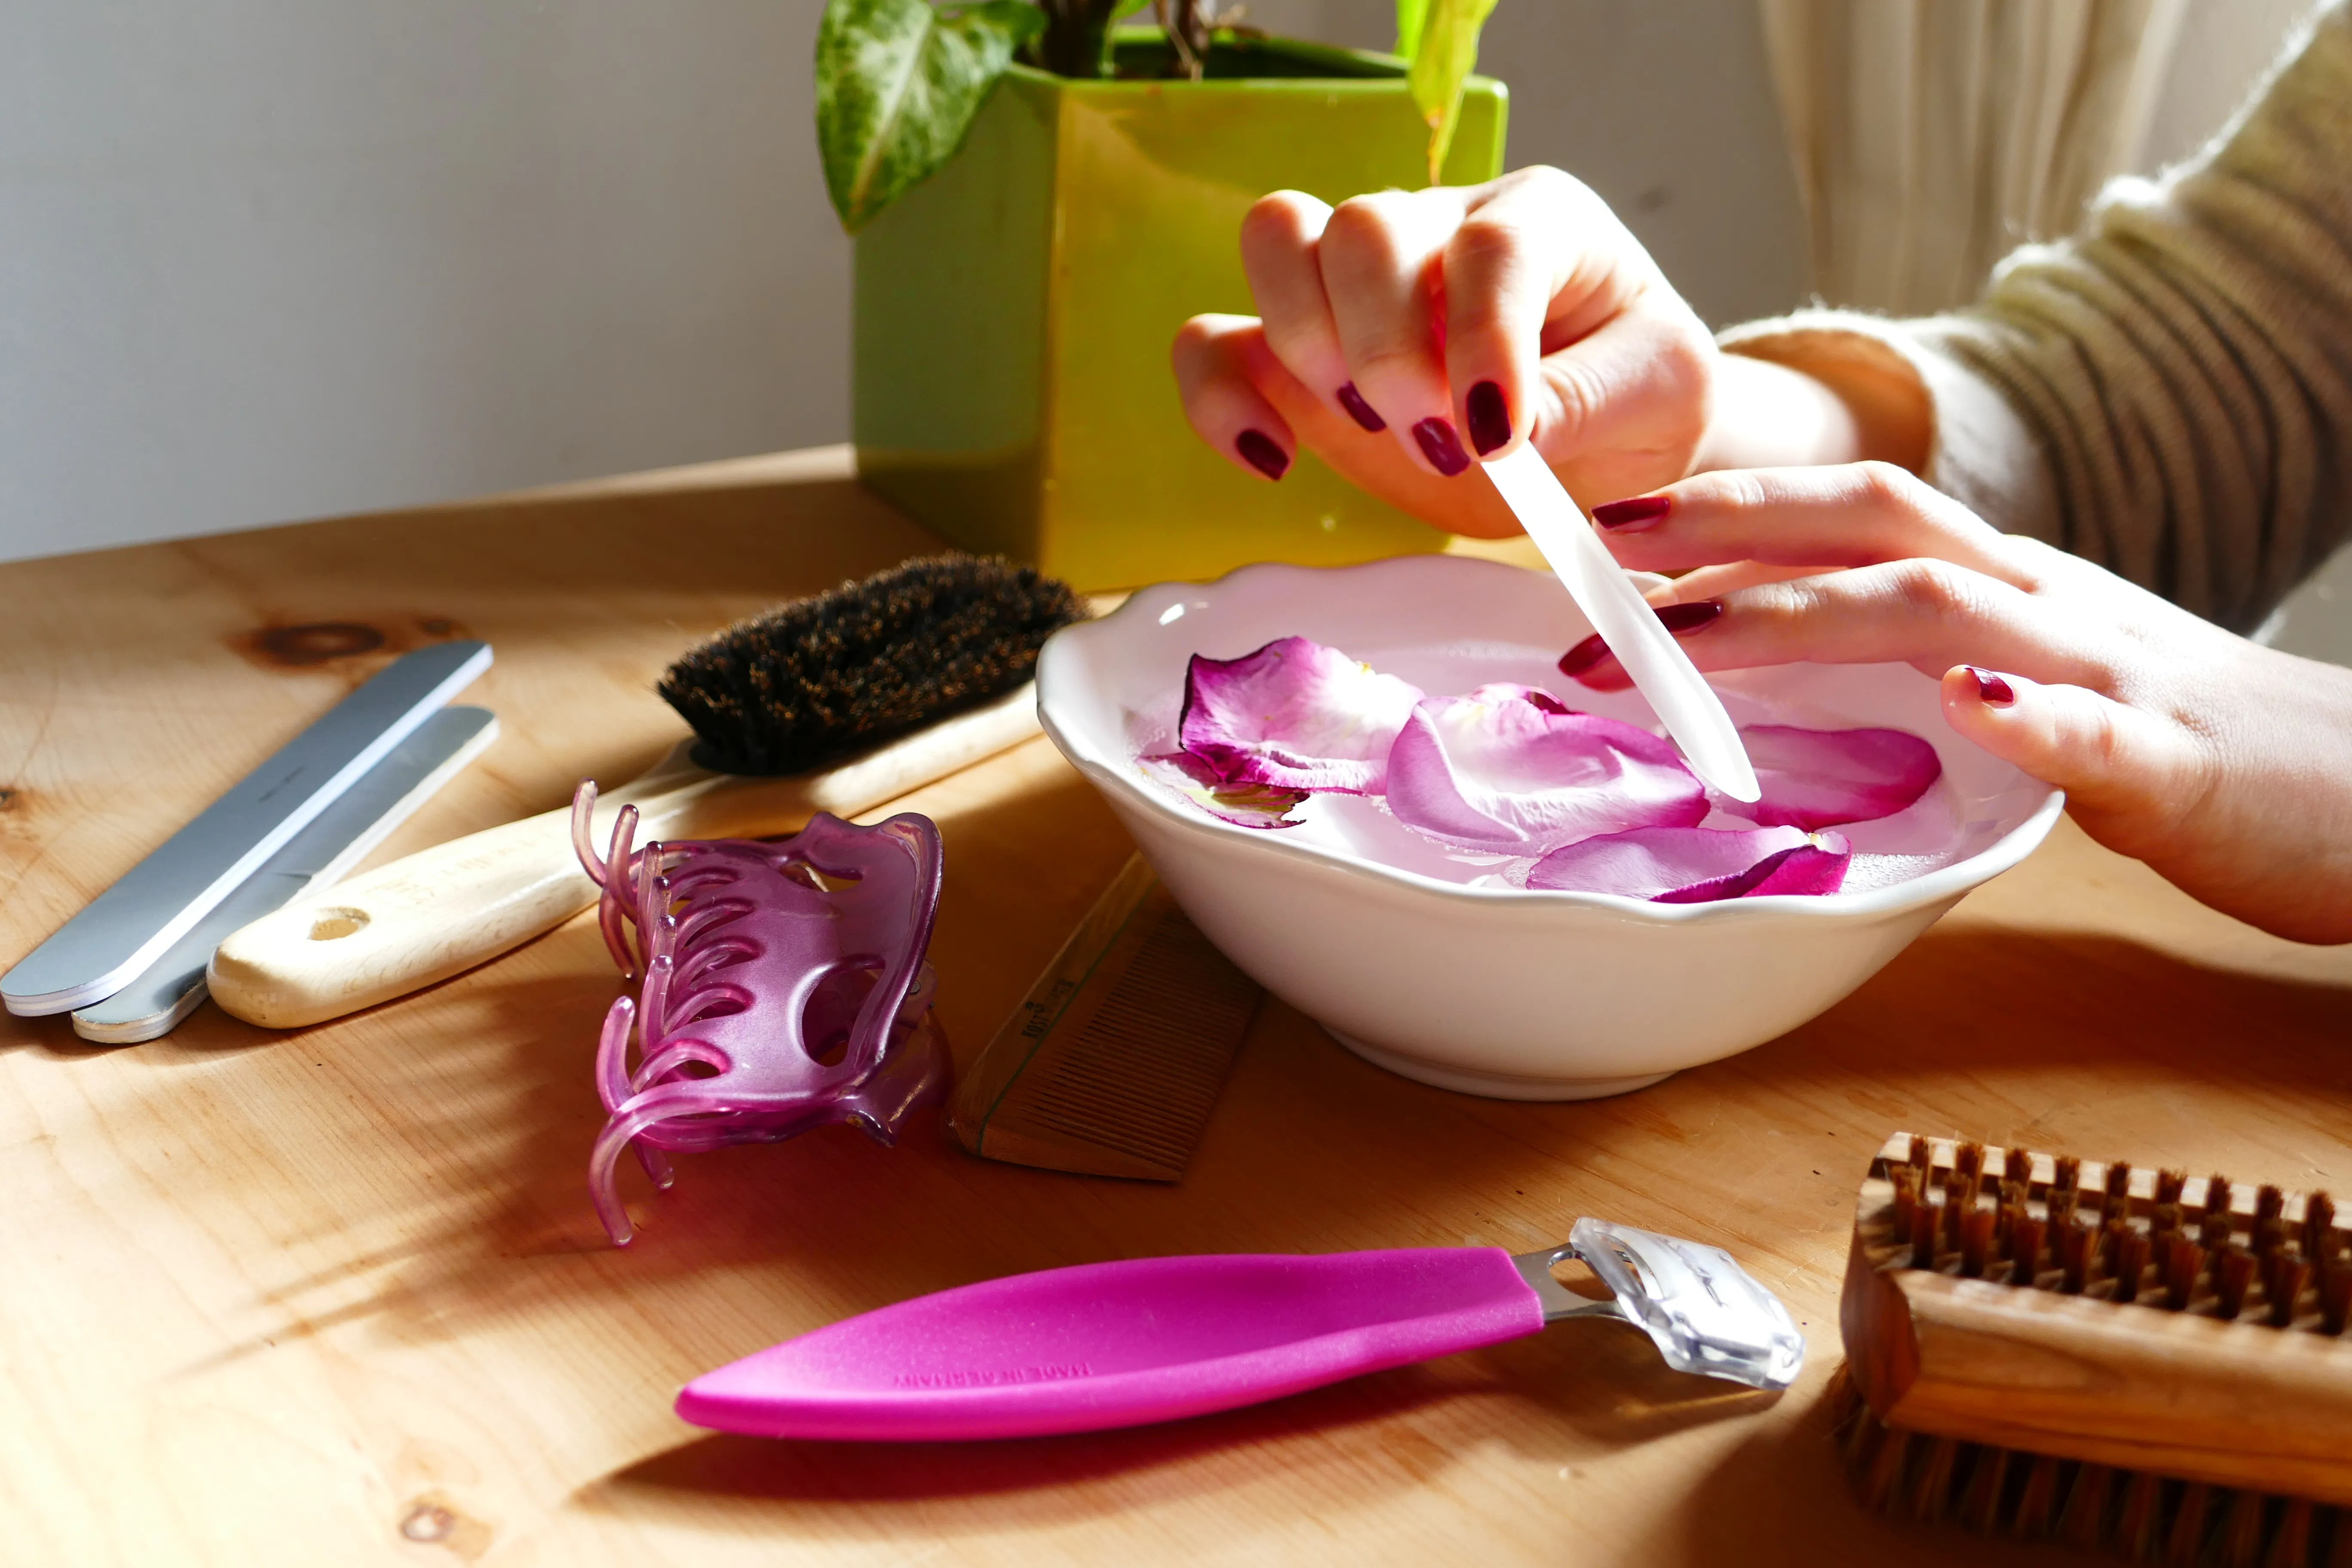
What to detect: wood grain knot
<box><xmin>398</xmin><ymin>1502</ymin><xmax>454</xmax><ymax>1542</ymax></box>
<box><xmin>395</xmin><ymin>1494</ymin><xmax>492</xmax><ymax>1559</ymax></box>
<box><xmin>246</xmin><ymin>622</ymin><xmax>386</xmax><ymax>666</ymax></box>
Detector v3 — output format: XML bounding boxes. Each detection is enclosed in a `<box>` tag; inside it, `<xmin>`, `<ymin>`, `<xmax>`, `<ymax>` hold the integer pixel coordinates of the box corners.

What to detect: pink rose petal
<box><xmin>1384</xmin><ymin>683</ymin><xmax>1709</xmax><ymax>854</ymax></box>
<box><xmin>1177</xmin><ymin>637</ymin><xmax>1424</xmax><ymax>795</ymax></box>
<box><xmin>1526</xmin><ymin>825</ymin><xmax>1852</xmax><ymax>902</ymax></box>
<box><xmin>1138</xmin><ymin>751</ymin><xmax>1310</xmax><ymax>830</ymax></box>
<box><xmin>1732</xmin><ymin>724</ymin><xmax>1942</xmax><ymax>829</ymax></box>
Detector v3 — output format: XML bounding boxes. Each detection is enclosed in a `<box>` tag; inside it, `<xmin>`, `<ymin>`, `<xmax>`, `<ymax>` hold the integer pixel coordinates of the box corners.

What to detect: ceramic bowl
<box><xmin>1036</xmin><ymin>554</ymin><xmax>2063</xmax><ymax>1100</ymax></box>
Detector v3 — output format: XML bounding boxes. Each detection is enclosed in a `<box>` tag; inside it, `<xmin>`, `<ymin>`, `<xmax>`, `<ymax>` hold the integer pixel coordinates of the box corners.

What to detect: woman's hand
<box><xmin>1171</xmin><ymin>168</ymin><xmax>1872</xmax><ymax>536</ymax></box>
<box><xmin>1560</xmin><ymin>462</ymin><xmax>2352</xmax><ymax>944</ymax></box>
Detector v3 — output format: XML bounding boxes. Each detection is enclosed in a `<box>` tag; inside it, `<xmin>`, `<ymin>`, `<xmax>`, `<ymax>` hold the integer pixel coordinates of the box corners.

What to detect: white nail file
<box><xmin>2</xmin><ymin>639</ymin><xmax>493</xmax><ymax>1016</ymax></box>
<box><xmin>1481</xmin><ymin>445</ymin><xmax>1760</xmax><ymax>802</ymax></box>
<box><xmin>68</xmin><ymin>706</ymin><xmax>500</xmax><ymax>1044</ymax></box>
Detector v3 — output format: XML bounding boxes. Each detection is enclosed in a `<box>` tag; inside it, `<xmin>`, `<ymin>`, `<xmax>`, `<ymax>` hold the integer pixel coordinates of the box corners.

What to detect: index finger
<box><xmin>1590</xmin><ymin>463</ymin><xmax>2033</xmax><ymax>587</ymax></box>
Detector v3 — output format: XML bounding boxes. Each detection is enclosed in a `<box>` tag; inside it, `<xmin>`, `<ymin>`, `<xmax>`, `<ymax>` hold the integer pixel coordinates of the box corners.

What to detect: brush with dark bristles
<box><xmin>659</xmin><ymin>555</ymin><xmax>1083</xmax><ymax>775</ymax></box>
<box><xmin>1833</xmin><ymin>1130</ymin><xmax>2352</xmax><ymax>1566</ymax></box>
<box><xmin>208</xmin><ymin>555</ymin><xmax>1086</xmax><ymax>1029</ymax></box>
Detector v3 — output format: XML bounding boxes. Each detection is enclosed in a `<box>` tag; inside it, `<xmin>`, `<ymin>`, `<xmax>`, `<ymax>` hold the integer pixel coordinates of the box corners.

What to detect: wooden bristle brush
<box><xmin>1835</xmin><ymin>1131</ymin><xmax>2352</xmax><ymax>1564</ymax></box>
<box><xmin>209</xmin><ymin>556</ymin><xmax>1084</xmax><ymax>1028</ymax></box>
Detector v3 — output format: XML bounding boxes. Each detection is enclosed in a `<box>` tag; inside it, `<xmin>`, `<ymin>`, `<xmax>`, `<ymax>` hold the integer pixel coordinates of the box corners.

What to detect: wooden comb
<box><xmin>946</xmin><ymin>855</ymin><xmax>1262</xmax><ymax>1181</ymax></box>
<box><xmin>1836</xmin><ymin>1130</ymin><xmax>2352</xmax><ymax>1560</ymax></box>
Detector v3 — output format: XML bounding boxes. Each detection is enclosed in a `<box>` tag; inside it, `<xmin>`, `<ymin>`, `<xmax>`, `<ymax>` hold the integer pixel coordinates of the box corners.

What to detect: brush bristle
<box><xmin>1844</xmin><ymin>1135</ymin><xmax>2352</xmax><ymax>1563</ymax></box>
<box><xmin>1831</xmin><ymin>1368</ymin><xmax>2352</xmax><ymax>1562</ymax></box>
<box><xmin>655</xmin><ymin>554</ymin><xmax>1084</xmax><ymax>776</ymax></box>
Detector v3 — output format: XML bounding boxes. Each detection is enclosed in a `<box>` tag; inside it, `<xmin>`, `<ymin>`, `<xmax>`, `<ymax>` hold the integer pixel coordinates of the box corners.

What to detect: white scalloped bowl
<box><xmin>1036</xmin><ymin>554</ymin><xmax>2062</xmax><ymax>1100</ymax></box>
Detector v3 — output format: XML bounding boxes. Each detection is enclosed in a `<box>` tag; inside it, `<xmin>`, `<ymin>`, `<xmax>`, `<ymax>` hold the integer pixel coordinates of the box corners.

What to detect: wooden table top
<box><xmin>6</xmin><ymin>447</ymin><xmax>2351</xmax><ymax>1567</ymax></box>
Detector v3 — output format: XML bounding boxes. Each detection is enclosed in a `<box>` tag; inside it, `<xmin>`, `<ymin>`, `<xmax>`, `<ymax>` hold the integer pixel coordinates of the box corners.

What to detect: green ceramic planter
<box><xmin>852</xmin><ymin>32</ymin><xmax>1508</xmax><ymax>591</ymax></box>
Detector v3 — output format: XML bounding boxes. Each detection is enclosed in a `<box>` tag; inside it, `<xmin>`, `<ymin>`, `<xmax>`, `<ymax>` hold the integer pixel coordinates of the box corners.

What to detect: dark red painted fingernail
<box><xmin>1235</xmin><ymin>429</ymin><xmax>1289</xmax><ymax>480</ymax></box>
<box><xmin>1336</xmin><ymin>383</ymin><xmax>1386</xmax><ymax>432</ymax></box>
<box><xmin>1467</xmin><ymin>381</ymin><xmax>1511</xmax><ymax>455</ymax></box>
<box><xmin>1966</xmin><ymin>666</ymin><xmax>2015</xmax><ymax>706</ymax></box>
<box><xmin>1592</xmin><ymin>495</ymin><xmax>1671</xmax><ymax>531</ymax></box>
<box><xmin>1412</xmin><ymin>418</ymin><xmax>1471</xmax><ymax>476</ymax></box>
<box><xmin>1655</xmin><ymin>599</ymin><xmax>1724</xmax><ymax>634</ymax></box>
<box><xmin>1558</xmin><ymin>633</ymin><xmax>1611</xmax><ymax>677</ymax></box>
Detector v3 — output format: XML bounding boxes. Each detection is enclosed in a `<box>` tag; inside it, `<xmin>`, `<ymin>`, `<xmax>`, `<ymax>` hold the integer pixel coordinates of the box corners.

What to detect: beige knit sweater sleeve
<box><xmin>1718</xmin><ymin>2</ymin><xmax>2352</xmax><ymax>634</ymax></box>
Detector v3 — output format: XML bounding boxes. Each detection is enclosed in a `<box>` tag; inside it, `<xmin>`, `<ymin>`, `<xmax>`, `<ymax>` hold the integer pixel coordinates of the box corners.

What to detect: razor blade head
<box><xmin>1516</xmin><ymin>1219</ymin><xmax>1806</xmax><ymax>1390</ymax></box>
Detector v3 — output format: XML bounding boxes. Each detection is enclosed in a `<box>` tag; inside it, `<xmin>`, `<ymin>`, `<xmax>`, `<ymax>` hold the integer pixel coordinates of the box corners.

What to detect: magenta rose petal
<box><xmin>1526</xmin><ymin>825</ymin><xmax>1851</xmax><ymax>902</ymax></box>
<box><xmin>1739</xmin><ymin>831</ymin><xmax>1853</xmax><ymax>897</ymax></box>
<box><xmin>1731</xmin><ymin>724</ymin><xmax>1942</xmax><ymax>829</ymax></box>
<box><xmin>1138</xmin><ymin>751</ymin><xmax>1311</xmax><ymax>830</ymax></box>
<box><xmin>1384</xmin><ymin>683</ymin><xmax>1709</xmax><ymax>854</ymax></box>
<box><xmin>1177</xmin><ymin>637</ymin><xmax>1425</xmax><ymax>795</ymax></box>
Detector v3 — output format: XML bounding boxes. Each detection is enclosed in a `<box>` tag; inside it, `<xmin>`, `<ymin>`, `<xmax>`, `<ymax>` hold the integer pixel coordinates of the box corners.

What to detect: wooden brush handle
<box><xmin>206</xmin><ymin>689</ymin><xmax>1041</xmax><ymax>1029</ymax></box>
<box><xmin>1842</xmin><ymin>1133</ymin><xmax>2352</xmax><ymax>1506</ymax></box>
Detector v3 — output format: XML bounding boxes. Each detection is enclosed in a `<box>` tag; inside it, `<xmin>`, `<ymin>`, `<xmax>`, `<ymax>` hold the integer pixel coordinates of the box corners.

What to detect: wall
<box><xmin>0</xmin><ymin>0</ymin><xmax>1811</xmax><ymax>565</ymax></box>
<box><xmin>0</xmin><ymin>0</ymin><xmax>842</xmax><ymax>564</ymax></box>
<box><xmin>1289</xmin><ymin>0</ymin><xmax>1813</xmax><ymax>329</ymax></box>
<box><xmin>0</xmin><ymin>0</ymin><xmax>2324</xmax><ymax>575</ymax></box>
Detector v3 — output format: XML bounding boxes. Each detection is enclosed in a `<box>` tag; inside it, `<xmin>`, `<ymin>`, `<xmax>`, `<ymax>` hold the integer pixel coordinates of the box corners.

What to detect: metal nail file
<box><xmin>1481</xmin><ymin>444</ymin><xmax>1760</xmax><ymax>801</ymax></box>
<box><xmin>2</xmin><ymin>639</ymin><xmax>493</xmax><ymax>1017</ymax></box>
<box><xmin>69</xmin><ymin>706</ymin><xmax>500</xmax><ymax>1044</ymax></box>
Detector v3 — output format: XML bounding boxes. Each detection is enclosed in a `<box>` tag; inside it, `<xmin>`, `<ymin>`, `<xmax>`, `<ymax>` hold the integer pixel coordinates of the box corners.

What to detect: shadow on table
<box><xmin>1593</xmin><ymin>1382</ymin><xmax>2114</xmax><ymax>1568</ymax></box>
<box><xmin>122</xmin><ymin>744</ymin><xmax>2352</xmax><ymax>1562</ymax></box>
<box><xmin>574</xmin><ymin>1317</ymin><xmax>1781</xmax><ymax>1531</ymax></box>
<box><xmin>163</xmin><ymin>897</ymin><xmax>2352</xmax><ymax>1354</ymax></box>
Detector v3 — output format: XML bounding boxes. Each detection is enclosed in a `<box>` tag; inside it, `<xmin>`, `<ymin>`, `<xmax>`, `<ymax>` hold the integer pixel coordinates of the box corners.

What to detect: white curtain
<box><xmin>1758</xmin><ymin>0</ymin><xmax>2190</xmax><ymax>314</ymax></box>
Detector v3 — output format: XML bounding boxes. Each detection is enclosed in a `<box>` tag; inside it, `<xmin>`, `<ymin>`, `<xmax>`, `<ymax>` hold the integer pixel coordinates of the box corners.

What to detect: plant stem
<box><xmin>1153</xmin><ymin>0</ymin><xmax>1209</xmax><ymax>78</ymax></box>
<box><xmin>1035</xmin><ymin>0</ymin><xmax>1122</xmax><ymax>77</ymax></box>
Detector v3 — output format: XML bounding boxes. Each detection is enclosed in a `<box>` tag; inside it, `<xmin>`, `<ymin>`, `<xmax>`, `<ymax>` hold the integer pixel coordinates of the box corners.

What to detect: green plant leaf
<box><xmin>1405</xmin><ymin>0</ymin><xmax>1496</xmax><ymax>185</ymax></box>
<box><xmin>817</xmin><ymin>0</ymin><xmax>1046</xmax><ymax>232</ymax></box>
<box><xmin>1393</xmin><ymin>0</ymin><xmax>1429</xmax><ymax>59</ymax></box>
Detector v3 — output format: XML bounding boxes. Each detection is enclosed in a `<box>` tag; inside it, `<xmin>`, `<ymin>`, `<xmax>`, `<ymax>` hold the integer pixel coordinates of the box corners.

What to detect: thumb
<box><xmin>1938</xmin><ymin>666</ymin><xmax>2207</xmax><ymax>839</ymax></box>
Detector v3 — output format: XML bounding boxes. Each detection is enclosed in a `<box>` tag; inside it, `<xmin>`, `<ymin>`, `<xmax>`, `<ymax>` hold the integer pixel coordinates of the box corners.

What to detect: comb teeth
<box><xmin>947</xmin><ymin>859</ymin><xmax>1261</xmax><ymax>1182</ymax></box>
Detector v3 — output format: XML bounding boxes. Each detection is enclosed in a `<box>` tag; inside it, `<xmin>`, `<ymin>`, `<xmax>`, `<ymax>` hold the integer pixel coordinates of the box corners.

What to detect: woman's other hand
<box><xmin>1560</xmin><ymin>462</ymin><xmax>2352</xmax><ymax>943</ymax></box>
<box><xmin>1172</xmin><ymin>167</ymin><xmax>1878</xmax><ymax>535</ymax></box>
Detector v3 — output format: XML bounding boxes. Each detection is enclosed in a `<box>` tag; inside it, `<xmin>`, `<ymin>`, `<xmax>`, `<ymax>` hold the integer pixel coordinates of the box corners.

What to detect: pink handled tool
<box><xmin>677</xmin><ymin>1218</ymin><xmax>1805</xmax><ymax>1442</ymax></box>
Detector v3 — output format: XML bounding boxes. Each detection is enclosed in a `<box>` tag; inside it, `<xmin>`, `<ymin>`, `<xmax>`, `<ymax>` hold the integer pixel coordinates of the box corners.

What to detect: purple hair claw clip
<box><xmin>570</xmin><ymin>781</ymin><xmax>950</xmax><ymax>1246</ymax></box>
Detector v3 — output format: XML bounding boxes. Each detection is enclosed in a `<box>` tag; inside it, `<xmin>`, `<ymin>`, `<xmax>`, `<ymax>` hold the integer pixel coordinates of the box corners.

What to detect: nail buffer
<box><xmin>2</xmin><ymin>639</ymin><xmax>493</xmax><ymax>1017</ymax></box>
<box><xmin>70</xmin><ymin>705</ymin><xmax>499</xmax><ymax>1044</ymax></box>
<box><xmin>1481</xmin><ymin>444</ymin><xmax>1760</xmax><ymax>801</ymax></box>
